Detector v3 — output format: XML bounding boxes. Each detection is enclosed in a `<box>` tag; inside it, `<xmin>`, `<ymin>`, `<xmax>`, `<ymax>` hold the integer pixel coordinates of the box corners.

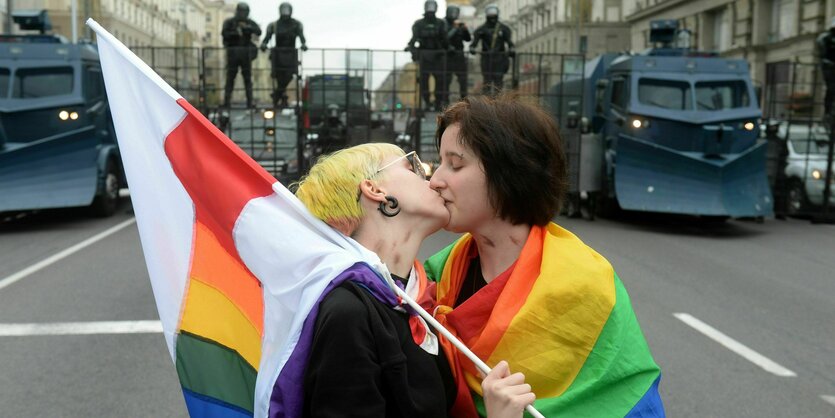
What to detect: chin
<box><xmin>442</xmin><ymin>221</ymin><xmax>467</xmax><ymax>234</ymax></box>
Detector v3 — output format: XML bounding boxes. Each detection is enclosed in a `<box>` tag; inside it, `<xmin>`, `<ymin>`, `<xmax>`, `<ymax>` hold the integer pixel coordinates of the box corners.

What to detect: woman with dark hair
<box><xmin>295</xmin><ymin>143</ymin><xmax>536</xmax><ymax>418</ymax></box>
<box><xmin>428</xmin><ymin>94</ymin><xmax>666</xmax><ymax>417</ymax></box>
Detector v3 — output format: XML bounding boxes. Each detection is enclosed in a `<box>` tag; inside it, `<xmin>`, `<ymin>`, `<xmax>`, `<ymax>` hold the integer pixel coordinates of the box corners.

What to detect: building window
<box><xmin>768</xmin><ymin>0</ymin><xmax>796</xmax><ymax>42</ymax></box>
<box><xmin>605</xmin><ymin>0</ymin><xmax>620</xmax><ymax>22</ymax></box>
<box><xmin>710</xmin><ymin>7</ymin><xmax>731</xmax><ymax>51</ymax></box>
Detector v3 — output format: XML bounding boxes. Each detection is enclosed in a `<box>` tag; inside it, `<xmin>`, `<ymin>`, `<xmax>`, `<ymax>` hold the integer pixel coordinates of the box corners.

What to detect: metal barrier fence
<box><xmin>129</xmin><ymin>46</ymin><xmax>584</xmax><ymax>186</ymax></box>
<box><xmin>763</xmin><ymin>61</ymin><xmax>834</xmax><ymax>221</ymax></box>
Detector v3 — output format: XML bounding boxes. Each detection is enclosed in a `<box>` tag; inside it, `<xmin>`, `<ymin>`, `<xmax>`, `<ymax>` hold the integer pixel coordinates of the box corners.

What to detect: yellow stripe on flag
<box><xmin>180</xmin><ymin>279</ymin><xmax>262</xmax><ymax>369</ymax></box>
<box><xmin>483</xmin><ymin>223</ymin><xmax>615</xmax><ymax>398</ymax></box>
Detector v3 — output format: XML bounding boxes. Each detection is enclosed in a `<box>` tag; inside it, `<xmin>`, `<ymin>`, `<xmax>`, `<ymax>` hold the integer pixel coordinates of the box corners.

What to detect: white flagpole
<box><xmin>382</xmin><ymin>274</ymin><xmax>547</xmax><ymax>418</ymax></box>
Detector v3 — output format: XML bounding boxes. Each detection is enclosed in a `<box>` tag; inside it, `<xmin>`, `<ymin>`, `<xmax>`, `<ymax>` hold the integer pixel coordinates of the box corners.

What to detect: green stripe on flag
<box><xmin>531</xmin><ymin>272</ymin><xmax>660</xmax><ymax>417</ymax></box>
<box><xmin>424</xmin><ymin>241</ymin><xmax>455</xmax><ymax>282</ymax></box>
<box><xmin>175</xmin><ymin>331</ymin><xmax>257</xmax><ymax>413</ymax></box>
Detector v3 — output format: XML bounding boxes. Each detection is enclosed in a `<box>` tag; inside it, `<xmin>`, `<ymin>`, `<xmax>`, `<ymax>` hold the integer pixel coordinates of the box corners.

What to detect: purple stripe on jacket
<box><xmin>269</xmin><ymin>263</ymin><xmax>399</xmax><ymax>417</ymax></box>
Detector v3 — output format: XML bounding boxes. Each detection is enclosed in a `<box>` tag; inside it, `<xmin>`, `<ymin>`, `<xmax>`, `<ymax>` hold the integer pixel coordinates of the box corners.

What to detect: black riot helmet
<box><xmin>485</xmin><ymin>4</ymin><xmax>499</xmax><ymax>23</ymax></box>
<box><xmin>235</xmin><ymin>2</ymin><xmax>250</xmax><ymax>20</ymax></box>
<box><xmin>446</xmin><ymin>5</ymin><xmax>460</xmax><ymax>20</ymax></box>
<box><xmin>279</xmin><ymin>2</ymin><xmax>292</xmax><ymax>18</ymax></box>
<box><xmin>424</xmin><ymin>1</ymin><xmax>438</xmax><ymax>15</ymax></box>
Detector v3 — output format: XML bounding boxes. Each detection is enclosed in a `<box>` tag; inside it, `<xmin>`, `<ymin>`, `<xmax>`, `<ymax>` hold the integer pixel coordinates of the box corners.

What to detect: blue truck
<box><xmin>555</xmin><ymin>20</ymin><xmax>773</xmax><ymax>219</ymax></box>
<box><xmin>0</xmin><ymin>11</ymin><xmax>122</xmax><ymax>217</ymax></box>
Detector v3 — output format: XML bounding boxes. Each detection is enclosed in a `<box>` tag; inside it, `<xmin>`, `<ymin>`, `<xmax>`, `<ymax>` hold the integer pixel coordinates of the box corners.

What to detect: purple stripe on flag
<box><xmin>268</xmin><ymin>263</ymin><xmax>398</xmax><ymax>417</ymax></box>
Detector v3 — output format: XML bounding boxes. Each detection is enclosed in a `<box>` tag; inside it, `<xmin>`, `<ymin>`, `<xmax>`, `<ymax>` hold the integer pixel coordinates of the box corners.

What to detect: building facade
<box><xmin>625</xmin><ymin>0</ymin><xmax>835</xmax><ymax>118</ymax></box>
<box><xmin>469</xmin><ymin>0</ymin><xmax>631</xmax><ymax>57</ymax></box>
<box><xmin>9</xmin><ymin>0</ymin><xmax>226</xmax><ymax>48</ymax></box>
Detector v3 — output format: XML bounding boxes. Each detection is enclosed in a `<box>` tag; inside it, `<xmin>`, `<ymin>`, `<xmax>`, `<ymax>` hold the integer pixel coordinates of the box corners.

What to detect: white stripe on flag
<box><xmin>88</xmin><ymin>19</ymin><xmax>195</xmax><ymax>362</ymax></box>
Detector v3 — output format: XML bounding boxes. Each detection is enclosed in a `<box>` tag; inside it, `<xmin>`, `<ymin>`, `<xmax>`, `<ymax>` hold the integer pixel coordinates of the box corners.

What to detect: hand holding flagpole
<box><xmin>382</xmin><ymin>273</ymin><xmax>547</xmax><ymax>418</ymax></box>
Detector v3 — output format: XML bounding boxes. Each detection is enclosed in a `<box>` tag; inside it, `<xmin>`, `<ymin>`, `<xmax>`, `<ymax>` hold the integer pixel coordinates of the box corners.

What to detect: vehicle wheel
<box><xmin>786</xmin><ymin>179</ymin><xmax>808</xmax><ymax>217</ymax></box>
<box><xmin>89</xmin><ymin>159</ymin><xmax>120</xmax><ymax>217</ymax></box>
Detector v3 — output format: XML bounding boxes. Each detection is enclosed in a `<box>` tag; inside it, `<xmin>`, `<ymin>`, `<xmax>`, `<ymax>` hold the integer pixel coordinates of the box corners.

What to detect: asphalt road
<box><xmin>1</xmin><ymin>203</ymin><xmax>833</xmax><ymax>417</ymax></box>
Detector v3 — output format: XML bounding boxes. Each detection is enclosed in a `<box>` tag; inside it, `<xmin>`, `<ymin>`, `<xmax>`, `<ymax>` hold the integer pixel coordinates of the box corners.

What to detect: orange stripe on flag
<box><xmin>190</xmin><ymin>221</ymin><xmax>263</xmax><ymax>334</ymax></box>
<box><xmin>180</xmin><ymin>279</ymin><xmax>262</xmax><ymax>369</ymax></box>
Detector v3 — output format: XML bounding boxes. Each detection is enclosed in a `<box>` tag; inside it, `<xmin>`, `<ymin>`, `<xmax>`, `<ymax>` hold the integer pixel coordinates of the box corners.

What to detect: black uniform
<box><xmin>221</xmin><ymin>13</ymin><xmax>261</xmax><ymax>108</ymax></box>
<box><xmin>817</xmin><ymin>29</ymin><xmax>835</xmax><ymax>116</ymax></box>
<box><xmin>443</xmin><ymin>16</ymin><xmax>472</xmax><ymax>102</ymax></box>
<box><xmin>471</xmin><ymin>20</ymin><xmax>514</xmax><ymax>94</ymax></box>
<box><xmin>407</xmin><ymin>15</ymin><xmax>449</xmax><ymax>110</ymax></box>
<box><xmin>261</xmin><ymin>17</ymin><xmax>306</xmax><ymax>108</ymax></box>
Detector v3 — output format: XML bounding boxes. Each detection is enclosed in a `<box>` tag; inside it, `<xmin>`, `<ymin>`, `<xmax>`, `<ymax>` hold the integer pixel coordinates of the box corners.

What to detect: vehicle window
<box><xmin>695</xmin><ymin>80</ymin><xmax>750</xmax><ymax>110</ymax></box>
<box><xmin>788</xmin><ymin>126</ymin><xmax>830</xmax><ymax>154</ymax></box>
<box><xmin>309</xmin><ymin>77</ymin><xmax>365</xmax><ymax>107</ymax></box>
<box><xmin>611</xmin><ymin>79</ymin><xmax>627</xmax><ymax>110</ymax></box>
<box><xmin>85</xmin><ymin>67</ymin><xmax>105</xmax><ymax>100</ymax></box>
<box><xmin>0</xmin><ymin>68</ymin><xmax>9</xmax><ymax>98</ymax></box>
<box><xmin>638</xmin><ymin>78</ymin><xmax>692</xmax><ymax>110</ymax></box>
<box><xmin>12</xmin><ymin>67</ymin><xmax>74</xmax><ymax>98</ymax></box>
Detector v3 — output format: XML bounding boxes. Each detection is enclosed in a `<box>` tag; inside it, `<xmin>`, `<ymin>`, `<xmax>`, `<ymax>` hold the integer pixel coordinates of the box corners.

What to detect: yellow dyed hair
<box><xmin>296</xmin><ymin>143</ymin><xmax>405</xmax><ymax>236</ymax></box>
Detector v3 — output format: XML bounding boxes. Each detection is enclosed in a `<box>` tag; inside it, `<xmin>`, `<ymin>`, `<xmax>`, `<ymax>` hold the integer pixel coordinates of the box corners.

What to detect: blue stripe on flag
<box><xmin>182</xmin><ymin>387</ymin><xmax>253</xmax><ymax>418</ymax></box>
<box><xmin>625</xmin><ymin>376</ymin><xmax>666</xmax><ymax>418</ymax></box>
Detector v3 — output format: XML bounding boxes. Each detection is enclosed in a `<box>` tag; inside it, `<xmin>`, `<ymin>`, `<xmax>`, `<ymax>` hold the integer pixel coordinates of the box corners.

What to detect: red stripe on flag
<box><xmin>164</xmin><ymin>98</ymin><xmax>276</xmax><ymax>265</ymax></box>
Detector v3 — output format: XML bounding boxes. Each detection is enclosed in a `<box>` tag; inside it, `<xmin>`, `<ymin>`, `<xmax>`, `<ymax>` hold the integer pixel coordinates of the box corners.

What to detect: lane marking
<box><xmin>0</xmin><ymin>320</ymin><xmax>162</xmax><ymax>336</ymax></box>
<box><xmin>0</xmin><ymin>217</ymin><xmax>137</xmax><ymax>291</ymax></box>
<box><xmin>822</xmin><ymin>395</ymin><xmax>835</xmax><ymax>407</ymax></box>
<box><xmin>673</xmin><ymin>313</ymin><xmax>797</xmax><ymax>377</ymax></box>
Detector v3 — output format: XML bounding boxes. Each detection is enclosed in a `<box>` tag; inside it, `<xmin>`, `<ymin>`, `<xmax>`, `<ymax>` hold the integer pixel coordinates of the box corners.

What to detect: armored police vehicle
<box><xmin>557</xmin><ymin>20</ymin><xmax>773</xmax><ymax>219</ymax></box>
<box><xmin>0</xmin><ymin>11</ymin><xmax>122</xmax><ymax>217</ymax></box>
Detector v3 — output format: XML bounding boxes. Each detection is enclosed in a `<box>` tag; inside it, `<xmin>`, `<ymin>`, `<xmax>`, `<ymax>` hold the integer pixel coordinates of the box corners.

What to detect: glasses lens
<box><xmin>410</xmin><ymin>153</ymin><xmax>426</xmax><ymax>179</ymax></box>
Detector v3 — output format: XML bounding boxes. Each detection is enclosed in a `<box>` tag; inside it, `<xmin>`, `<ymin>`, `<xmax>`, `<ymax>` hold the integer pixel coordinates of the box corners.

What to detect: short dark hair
<box><xmin>436</xmin><ymin>93</ymin><xmax>567</xmax><ymax>226</ymax></box>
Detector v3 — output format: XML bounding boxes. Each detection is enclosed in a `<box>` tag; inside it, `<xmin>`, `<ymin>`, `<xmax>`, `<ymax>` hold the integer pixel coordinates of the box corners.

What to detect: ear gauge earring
<box><xmin>378</xmin><ymin>196</ymin><xmax>401</xmax><ymax>217</ymax></box>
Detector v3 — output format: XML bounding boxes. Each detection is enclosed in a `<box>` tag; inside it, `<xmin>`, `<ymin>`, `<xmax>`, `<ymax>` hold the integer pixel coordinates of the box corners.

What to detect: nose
<box><xmin>429</xmin><ymin>172</ymin><xmax>445</xmax><ymax>191</ymax></box>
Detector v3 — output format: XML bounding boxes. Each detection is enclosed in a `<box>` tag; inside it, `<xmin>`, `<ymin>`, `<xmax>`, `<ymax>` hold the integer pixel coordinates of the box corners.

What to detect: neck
<box><xmin>471</xmin><ymin>220</ymin><xmax>531</xmax><ymax>283</ymax></box>
<box><xmin>353</xmin><ymin>214</ymin><xmax>434</xmax><ymax>279</ymax></box>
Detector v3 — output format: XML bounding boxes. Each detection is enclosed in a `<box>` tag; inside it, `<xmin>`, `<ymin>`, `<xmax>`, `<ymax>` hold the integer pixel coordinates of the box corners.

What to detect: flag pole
<box><xmin>383</xmin><ymin>274</ymin><xmax>547</xmax><ymax>418</ymax></box>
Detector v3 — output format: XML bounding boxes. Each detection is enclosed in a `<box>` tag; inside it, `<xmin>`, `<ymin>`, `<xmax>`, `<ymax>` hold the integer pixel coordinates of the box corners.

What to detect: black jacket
<box><xmin>222</xmin><ymin>17</ymin><xmax>261</xmax><ymax>47</ymax></box>
<box><xmin>445</xmin><ymin>18</ymin><xmax>472</xmax><ymax>51</ymax></box>
<box><xmin>303</xmin><ymin>281</ymin><xmax>456</xmax><ymax>417</ymax></box>
<box><xmin>472</xmin><ymin>22</ymin><xmax>513</xmax><ymax>53</ymax></box>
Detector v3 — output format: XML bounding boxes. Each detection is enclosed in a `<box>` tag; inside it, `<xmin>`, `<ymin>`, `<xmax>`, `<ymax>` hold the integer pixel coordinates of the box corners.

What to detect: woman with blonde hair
<box><xmin>295</xmin><ymin>143</ymin><xmax>535</xmax><ymax>418</ymax></box>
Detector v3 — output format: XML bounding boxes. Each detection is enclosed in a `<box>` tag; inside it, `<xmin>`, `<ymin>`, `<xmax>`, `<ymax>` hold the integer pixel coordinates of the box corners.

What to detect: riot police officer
<box><xmin>817</xmin><ymin>17</ymin><xmax>835</xmax><ymax>118</ymax></box>
<box><xmin>470</xmin><ymin>5</ymin><xmax>514</xmax><ymax>95</ymax></box>
<box><xmin>261</xmin><ymin>2</ymin><xmax>307</xmax><ymax>109</ymax></box>
<box><xmin>406</xmin><ymin>1</ymin><xmax>449</xmax><ymax>111</ymax></box>
<box><xmin>443</xmin><ymin>5</ymin><xmax>471</xmax><ymax>103</ymax></box>
<box><xmin>222</xmin><ymin>2</ymin><xmax>261</xmax><ymax>108</ymax></box>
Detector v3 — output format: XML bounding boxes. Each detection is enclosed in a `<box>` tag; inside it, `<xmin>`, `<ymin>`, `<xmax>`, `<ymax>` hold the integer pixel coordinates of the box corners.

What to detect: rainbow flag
<box><xmin>89</xmin><ymin>20</ymin><xmax>418</xmax><ymax>417</ymax></box>
<box><xmin>425</xmin><ymin>223</ymin><xmax>665</xmax><ymax>417</ymax></box>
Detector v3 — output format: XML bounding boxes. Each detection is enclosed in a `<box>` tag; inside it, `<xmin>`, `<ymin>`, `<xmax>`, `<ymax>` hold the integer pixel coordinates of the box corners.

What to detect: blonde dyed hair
<box><xmin>296</xmin><ymin>143</ymin><xmax>405</xmax><ymax>236</ymax></box>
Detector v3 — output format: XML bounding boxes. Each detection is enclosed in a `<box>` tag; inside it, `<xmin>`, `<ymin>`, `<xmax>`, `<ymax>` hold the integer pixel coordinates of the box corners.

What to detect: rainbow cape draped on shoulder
<box><xmin>425</xmin><ymin>223</ymin><xmax>665</xmax><ymax>417</ymax></box>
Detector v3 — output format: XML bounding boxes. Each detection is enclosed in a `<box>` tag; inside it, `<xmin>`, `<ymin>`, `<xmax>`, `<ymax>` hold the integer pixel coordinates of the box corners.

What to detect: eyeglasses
<box><xmin>375</xmin><ymin>151</ymin><xmax>426</xmax><ymax>180</ymax></box>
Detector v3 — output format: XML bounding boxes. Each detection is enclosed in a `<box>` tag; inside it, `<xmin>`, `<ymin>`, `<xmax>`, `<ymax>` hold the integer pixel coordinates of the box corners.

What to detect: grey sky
<box><xmin>247</xmin><ymin>0</ymin><xmax>449</xmax><ymax>51</ymax></box>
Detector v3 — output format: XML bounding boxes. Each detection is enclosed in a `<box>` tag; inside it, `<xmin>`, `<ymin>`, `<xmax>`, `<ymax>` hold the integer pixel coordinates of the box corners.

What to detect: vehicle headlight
<box><xmin>743</xmin><ymin>121</ymin><xmax>755</xmax><ymax>131</ymax></box>
<box><xmin>58</xmin><ymin>110</ymin><xmax>80</xmax><ymax>121</ymax></box>
<box><xmin>306</xmin><ymin>133</ymin><xmax>319</xmax><ymax>140</ymax></box>
<box><xmin>630</xmin><ymin>117</ymin><xmax>650</xmax><ymax>129</ymax></box>
<box><xmin>812</xmin><ymin>169</ymin><xmax>822</xmax><ymax>180</ymax></box>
